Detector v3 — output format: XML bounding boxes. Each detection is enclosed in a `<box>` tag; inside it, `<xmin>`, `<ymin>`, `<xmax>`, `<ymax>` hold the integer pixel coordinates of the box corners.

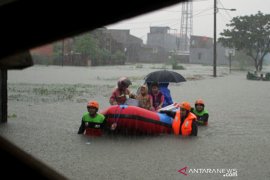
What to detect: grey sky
<box><xmin>107</xmin><ymin>0</ymin><xmax>270</xmax><ymax>43</ymax></box>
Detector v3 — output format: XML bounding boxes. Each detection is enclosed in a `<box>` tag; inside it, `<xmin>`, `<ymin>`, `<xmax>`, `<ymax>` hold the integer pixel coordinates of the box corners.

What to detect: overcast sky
<box><xmin>107</xmin><ymin>0</ymin><xmax>270</xmax><ymax>43</ymax></box>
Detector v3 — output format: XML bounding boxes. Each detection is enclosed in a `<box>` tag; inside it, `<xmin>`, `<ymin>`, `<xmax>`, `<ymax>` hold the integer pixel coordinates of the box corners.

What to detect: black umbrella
<box><xmin>144</xmin><ymin>70</ymin><xmax>186</xmax><ymax>83</ymax></box>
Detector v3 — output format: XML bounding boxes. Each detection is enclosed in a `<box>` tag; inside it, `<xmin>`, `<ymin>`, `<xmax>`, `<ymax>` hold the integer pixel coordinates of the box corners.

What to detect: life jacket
<box><xmin>192</xmin><ymin>109</ymin><xmax>208</xmax><ymax>117</ymax></box>
<box><xmin>191</xmin><ymin>108</ymin><xmax>208</xmax><ymax>125</ymax></box>
<box><xmin>83</xmin><ymin>113</ymin><xmax>105</xmax><ymax>136</ymax></box>
<box><xmin>172</xmin><ymin>110</ymin><xmax>196</xmax><ymax>136</ymax></box>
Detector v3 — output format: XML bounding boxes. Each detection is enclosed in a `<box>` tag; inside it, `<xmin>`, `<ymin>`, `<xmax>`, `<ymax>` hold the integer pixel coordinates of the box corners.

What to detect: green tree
<box><xmin>70</xmin><ymin>30</ymin><xmax>127</xmax><ymax>66</ymax></box>
<box><xmin>73</xmin><ymin>32</ymin><xmax>98</xmax><ymax>59</ymax></box>
<box><xmin>111</xmin><ymin>50</ymin><xmax>126</xmax><ymax>65</ymax></box>
<box><xmin>53</xmin><ymin>41</ymin><xmax>62</xmax><ymax>57</ymax></box>
<box><xmin>219</xmin><ymin>11</ymin><xmax>270</xmax><ymax>72</ymax></box>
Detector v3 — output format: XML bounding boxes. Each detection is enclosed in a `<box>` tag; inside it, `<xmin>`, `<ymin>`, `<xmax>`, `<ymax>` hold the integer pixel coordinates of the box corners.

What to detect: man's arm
<box><xmin>109</xmin><ymin>91</ymin><xmax>117</xmax><ymax>105</ymax></box>
<box><xmin>191</xmin><ymin>121</ymin><xmax>198</xmax><ymax>136</ymax></box>
<box><xmin>77</xmin><ymin>119</ymin><xmax>85</xmax><ymax>134</ymax></box>
<box><xmin>159</xmin><ymin>94</ymin><xmax>165</xmax><ymax>108</ymax></box>
<box><xmin>159</xmin><ymin>110</ymin><xmax>176</xmax><ymax>118</ymax></box>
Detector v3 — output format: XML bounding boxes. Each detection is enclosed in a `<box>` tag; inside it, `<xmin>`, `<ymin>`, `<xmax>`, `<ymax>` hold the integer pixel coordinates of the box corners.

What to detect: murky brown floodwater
<box><xmin>1</xmin><ymin>64</ymin><xmax>270</xmax><ymax>180</ymax></box>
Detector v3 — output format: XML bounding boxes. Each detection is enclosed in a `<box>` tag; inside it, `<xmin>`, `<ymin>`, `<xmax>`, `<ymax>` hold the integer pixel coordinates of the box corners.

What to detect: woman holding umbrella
<box><xmin>144</xmin><ymin>70</ymin><xmax>186</xmax><ymax>108</ymax></box>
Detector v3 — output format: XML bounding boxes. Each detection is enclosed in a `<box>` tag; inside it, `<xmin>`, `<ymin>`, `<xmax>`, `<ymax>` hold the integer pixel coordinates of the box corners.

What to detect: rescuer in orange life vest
<box><xmin>160</xmin><ymin>101</ymin><xmax>198</xmax><ymax>136</ymax></box>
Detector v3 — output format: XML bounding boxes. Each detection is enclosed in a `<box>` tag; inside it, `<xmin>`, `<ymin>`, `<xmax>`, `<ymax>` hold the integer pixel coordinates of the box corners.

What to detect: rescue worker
<box><xmin>78</xmin><ymin>100</ymin><xmax>106</xmax><ymax>136</ymax></box>
<box><xmin>191</xmin><ymin>99</ymin><xmax>209</xmax><ymax>126</ymax></box>
<box><xmin>160</xmin><ymin>101</ymin><xmax>197</xmax><ymax>136</ymax></box>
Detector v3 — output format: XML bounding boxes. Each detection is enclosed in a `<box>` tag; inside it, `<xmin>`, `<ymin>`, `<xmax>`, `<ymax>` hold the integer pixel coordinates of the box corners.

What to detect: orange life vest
<box><xmin>172</xmin><ymin>110</ymin><xmax>196</xmax><ymax>136</ymax></box>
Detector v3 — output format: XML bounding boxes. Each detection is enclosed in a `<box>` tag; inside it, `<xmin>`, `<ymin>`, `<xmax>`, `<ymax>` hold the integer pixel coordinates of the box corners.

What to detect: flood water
<box><xmin>1</xmin><ymin>64</ymin><xmax>270</xmax><ymax>180</ymax></box>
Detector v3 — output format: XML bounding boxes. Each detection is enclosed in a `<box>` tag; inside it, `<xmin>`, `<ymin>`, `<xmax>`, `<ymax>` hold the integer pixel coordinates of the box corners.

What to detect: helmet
<box><xmin>87</xmin><ymin>101</ymin><xmax>99</xmax><ymax>109</ymax></box>
<box><xmin>180</xmin><ymin>101</ymin><xmax>191</xmax><ymax>111</ymax></box>
<box><xmin>195</xmin><ymin>99</ymin><xmax>205</xmax><ymax>106</ymax></box>
<box><xmin>117</xmin><ymin>77</ymin><xmax>132</xmax><ymax>89</ymax></box>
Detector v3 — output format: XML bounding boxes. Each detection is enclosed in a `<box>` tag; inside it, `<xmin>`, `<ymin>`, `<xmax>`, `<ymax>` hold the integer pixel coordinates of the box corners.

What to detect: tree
<box><xmin>219</xmin><ymin>11</ymin><xmax>270</xmax><ymax>72</ymax></box>
<box><xmin>111</xmin><ymin>50</ymin><xmax>126</xmax><ymax>65</ymax></box>
<box><xmin>73</xmin><ymin>32</ymin><xmax>98</xmax><ymax>59</ymax></box>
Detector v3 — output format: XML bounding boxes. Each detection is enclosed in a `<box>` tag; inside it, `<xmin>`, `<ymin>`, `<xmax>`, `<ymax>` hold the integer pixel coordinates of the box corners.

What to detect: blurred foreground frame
<box><xmin>0</xmin><ymin>51</ymin><xmax>33</xmax><ymax>69</ymax></box>
<box><xmin>0</xmin><ymin>135</ymin><xmax>67</xmax><ymax>179</ymax></box>
<box><xmin>0</xmin><ymin>0</ymin><xmax>187</xmax><ymax>179</ymax></box>
<box><xmin>0</xmin><ymin>52</ymin><xmax>64</xmax><ymax>179</ymax></box>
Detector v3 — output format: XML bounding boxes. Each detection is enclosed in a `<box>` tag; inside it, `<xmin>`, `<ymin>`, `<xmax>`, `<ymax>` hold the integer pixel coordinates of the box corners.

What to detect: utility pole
<box><xmin>213</xmin><ymin>0</ymin><xmax>217</xmax><ymax>77</ymax></box>
<box><xmin>229</xmin><ymin>53</ymin><xmax>232</xmax><ymax>73</ymax></box>
<box><xmin>62</xmin><ymin>39</ymin><xmax>64</xmax><ymax>66</ymax></box>
<box><xmin>0</xmin><ymin>69</ymin><xmax>7</xmax><ymax>123</ymax></box>
<box><xmin>228</xmin><ymin>49</ymin><xmax>235</xmax><ymax>73</ymax></box>
<box><xmin>213</xmin><ymin>0</ymin><xmax>236</xmax><ymax>77</ymax></box>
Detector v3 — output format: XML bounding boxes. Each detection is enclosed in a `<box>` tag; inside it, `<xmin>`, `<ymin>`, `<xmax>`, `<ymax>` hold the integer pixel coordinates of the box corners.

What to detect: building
<box><xmin>147</xmin><ymin>26</ymin><xmax>179</xmax><ymax>52</ymax></box>
<box><xmin>189</xmin><ymin>35</ymin><xmax>228</xmax><ymax>65</ymax></box>
<box><xmin>135</xmin><ymin>26</ymin><xmax>182</xmax><ymax>63</ymax></box>
<box><xmin>106</xmin><ymin>29</ymin><xmax>143</xmax><ymax>62</ymax></box>
<box><xmin>138</xmin><ymin>45</ymin><xmax>169</xmax><ymax>63</ymax></box>
<box><xmin>31</xmin><ymin>44</ymin><xmax>54</xmax><ymax>57</ymax></box>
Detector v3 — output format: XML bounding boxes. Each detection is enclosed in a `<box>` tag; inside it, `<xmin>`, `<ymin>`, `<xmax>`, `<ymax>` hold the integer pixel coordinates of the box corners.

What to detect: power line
<box><xmin>108</xmin><ymin>7</ymin><xmax>213</xmax><ymax>26</ymax></box>
<box><xmin>193</xmin><ymin>13</ymin><xmax>213</xmax><ymax>18</ymax></box>
<box><xmin>193</xmin><ymin>7</ymin><xmax>213</xmax><ymax>17</ymax></box>
<box><xmin>217</xmin><ymin>0</ymin><xmax>233</xmax><ymax>19</ymax></box>
<box><xmin>160</xmin><ymin>6</ymin><xmax>212</xmax><ymax>14</ymax></box>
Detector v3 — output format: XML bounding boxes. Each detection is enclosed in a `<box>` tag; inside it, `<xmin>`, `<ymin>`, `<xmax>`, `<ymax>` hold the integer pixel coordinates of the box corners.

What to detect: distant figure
<box><xmin>159</xmin><ymin>83</ymin><xmax>173</xmax><ymax>107</ymax></box>
<box><xmin>149</xmin><ymin>81</ymin><xmax>164</xmax><ymax>111</ymax></box>
<box><xmin>160</xmin><ymin>101</ymin><xmax>197</xmax><ymax>136</ymax></box>
<box><xmin>78</xmin><ymin>101</ymin><xmax>106</xmax><ymax>136</ymax></box>
<box><xmin>191</xmin><ymin>99</ymin><xmax>209</xmax><ymax>126</ymax></box>
<box><xmin>260</xmin><ymin>73</ymin><xmax>264</xmax><ymax>80</ymax></box>
<box><xmin>136</xmin><ymin>84</ymin><xmax>151</xmax><ymax>110</ymax></box>
<box><xmin>109</xmin><ymin>77</ymin><xmax>135</xmax><ymax>105</ymax></box>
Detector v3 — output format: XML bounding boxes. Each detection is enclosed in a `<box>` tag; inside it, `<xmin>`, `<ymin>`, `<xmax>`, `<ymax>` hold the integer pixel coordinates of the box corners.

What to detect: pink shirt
<box><xmin>109</xmin><ymin>88</ymin><xmax>131</xmax><ymax>105</ymax></box>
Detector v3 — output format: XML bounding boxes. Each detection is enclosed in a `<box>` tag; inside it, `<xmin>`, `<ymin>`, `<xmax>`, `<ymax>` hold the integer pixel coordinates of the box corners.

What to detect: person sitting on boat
<box><xmin>149</xmin><ymin>81</ymin><xmax>165</xmax><ymax>111</ymax></box>
<box><xmin>160</xmin><ymin>101</ymin><xmax>197</xmax><ymax>136</ymax></box>
<box><xmin>159</xmin><ymin>82</ymin><xmax>174</xmax><ymax>107</ymax></box>
<box><xmin>109</xmin><ymin>77</ymin><xmax>135</xmax><ymax>105</ymax></box>
<box><xmin>136</xmin><ymin>84</ymin><xmax>151</xmax><ymax>110</ymax></box>
<box><xmin>78</xmin><ymin>100</ymin><xmax>105</xmax><ymax>136</ymax></box>
<box><xmin>191</xmin><ymin>99</ymin><xmax>209</xmax><ymax>126</ymax></box>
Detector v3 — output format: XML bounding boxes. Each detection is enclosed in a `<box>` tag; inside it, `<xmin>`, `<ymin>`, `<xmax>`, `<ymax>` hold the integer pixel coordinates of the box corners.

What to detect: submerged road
<box><xmin>1</xmin><ymin>65</ymin><xmax>270</xmax><ymax>179</ymax></box>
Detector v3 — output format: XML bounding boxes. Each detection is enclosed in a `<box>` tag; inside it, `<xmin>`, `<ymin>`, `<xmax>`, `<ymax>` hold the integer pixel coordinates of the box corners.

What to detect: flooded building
<box><xmin>106</xmin><ymin>29</ymin><xmax>143</xmax><ymax>63</ymax></box>
<box><xmin>136</xmin><ymin>26</ymin><xmax>181</xmax><ymax>63</ymax></box>
<box><xmin>147</xmin><ymin>26</ymin><xmax>179</xmax><ymax>52</ymax></box>
<box><xmin>189</xmin><ymin>35</ymin><xmax>228</xmax><ymax>65</ymax></box>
